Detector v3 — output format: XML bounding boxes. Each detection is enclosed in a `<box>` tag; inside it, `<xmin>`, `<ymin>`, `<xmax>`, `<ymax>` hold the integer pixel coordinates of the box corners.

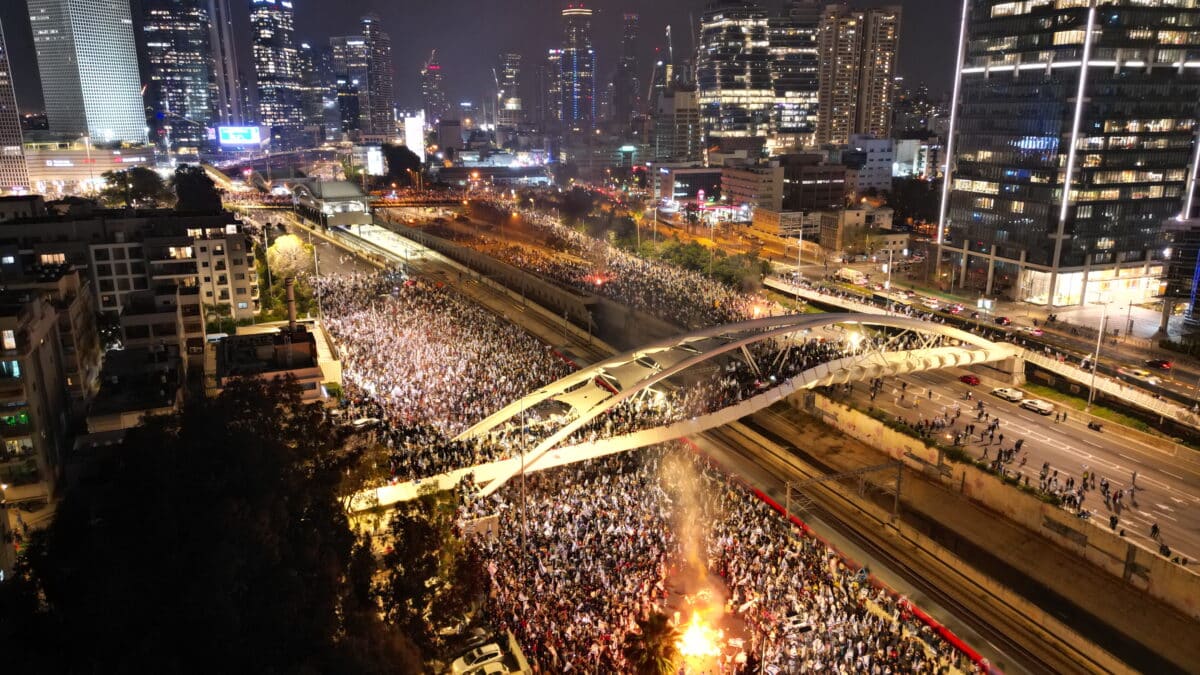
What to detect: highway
<box><xmin>838</xmin><ymin>365</ymin><xmax>1200</xmax><ymax>563</ymax></box>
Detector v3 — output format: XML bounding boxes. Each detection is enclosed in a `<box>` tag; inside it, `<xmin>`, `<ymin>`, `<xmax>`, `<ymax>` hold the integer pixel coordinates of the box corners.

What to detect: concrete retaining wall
<box><xmin>796</xmin><ymin>392</ymin><xmax>1200</xmax><ymax>620</ymax></box>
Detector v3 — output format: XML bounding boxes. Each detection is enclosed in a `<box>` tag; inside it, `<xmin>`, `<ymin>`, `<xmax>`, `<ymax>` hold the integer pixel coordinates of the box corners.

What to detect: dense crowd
<box><xmin>320</xmin><ymin>271</ymin><xmax>571</xmax><ymax>440</ymax></box>
<box><xmin>468</xmin><ymin>200</ymin><xmax>764</xmax><ymax>328</ymax></box>
<box><xmin>468</xmin><ymin>444</ymin><xmax>978</xmax><ymax>673</ymax></box>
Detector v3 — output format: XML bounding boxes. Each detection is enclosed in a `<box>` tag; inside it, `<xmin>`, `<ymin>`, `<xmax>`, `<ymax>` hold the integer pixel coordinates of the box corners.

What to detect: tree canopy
<box><xmin>0</xmin><ymin>378</ymin><xmax>419</xmax><ymax>673</ymax></box>
<box><xmin>267</xmin><ymin>233</ymin><xmax>315</xmax><ymax>280</ymax></box>
<box><xmin>172</xmin><ymin>163</ymin><xmax>223</xmax><ymax>213</ymax></box>
<box><xmin>382</xmin><ymin>144</ymin><xmax>423</xmax><ymax>183</ymax></box>
<box><xmin>99</xmin><ymin>166</ymin><xmax>173</xmax><ymax>208</ymax></box>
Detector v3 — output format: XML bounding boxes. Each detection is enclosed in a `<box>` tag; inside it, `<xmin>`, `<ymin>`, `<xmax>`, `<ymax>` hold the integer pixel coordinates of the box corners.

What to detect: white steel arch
<box><xmin>456</xmin><ymin>313</ymin><xmax>1018</xmax><ymax>497</ymax></box>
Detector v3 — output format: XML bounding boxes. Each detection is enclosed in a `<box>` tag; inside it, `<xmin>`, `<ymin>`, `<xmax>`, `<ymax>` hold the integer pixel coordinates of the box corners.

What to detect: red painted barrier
<box><xmin>679</xmin><ymin>437</ymin><xmax>991</xmax><ymax>672</ymax></box>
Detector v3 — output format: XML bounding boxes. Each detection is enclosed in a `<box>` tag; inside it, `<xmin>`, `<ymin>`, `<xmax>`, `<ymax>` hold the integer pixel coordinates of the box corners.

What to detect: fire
<box><xmin>677</xmin><ymin>612</ymin><xmax>722</xmax><ymax>658</ymax></box>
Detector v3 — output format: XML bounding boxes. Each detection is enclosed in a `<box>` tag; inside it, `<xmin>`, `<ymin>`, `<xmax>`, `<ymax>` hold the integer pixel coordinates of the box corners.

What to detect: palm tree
<box><xmin>623</xmin><ymin>611</ymin><xmax>682</xmax><ymax>675</ymax></box>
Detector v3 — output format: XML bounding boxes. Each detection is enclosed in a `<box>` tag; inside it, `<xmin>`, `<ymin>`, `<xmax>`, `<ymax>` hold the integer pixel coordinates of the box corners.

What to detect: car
<box><xmin>1020</xmin><ymin>398</ymin><xmax>1055</xmax><ymax>415</ymax></box>
<box><xmin>464</xmin><ymin>664</ymin><xmax>510</xmax><ymax>675</ymax></box>
<box><xmin>451</xmin><ymin>644</ymin><xmax>504</xmax><ymax>674</ymax></box>
<box><xmin>991</xmin><ymin>387</ymin><xmax>1024</xmax><ymax>402</ymax></box>
<box><xmin>947</xmin><ymin>304</ymin><xmax>965</xmax><ymax>314</ymax></box>
<box><xmin>1018</xmin><ymin>326</ymin><xmax>1044</xmax><ymax>337</ymax></box>
<box><xmin>959</xmin><ymin>374</ymin><xmax>981</xmax><ymax>386</ymax></box>
<box><xmin>1146</xmin><ymin>359</ymin><xmax>1173</xmax><ymax>370</ymax></box>
<box><xmin>1118</xmin><ymin>367</ymin><xmax>1161</xmax><ymax>386</ymax></box>
<box><xmin>994</xmin><ymin>316</ymin><xmax>1012</xmax><ymax>326</ymax></box>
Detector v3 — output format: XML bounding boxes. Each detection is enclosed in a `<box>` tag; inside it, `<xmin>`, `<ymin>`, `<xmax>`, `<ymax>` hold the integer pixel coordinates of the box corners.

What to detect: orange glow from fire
<box><xmin>677</xmin><ymin>612</ymin><xmax>722</xmax><ymax>658</ymax></box>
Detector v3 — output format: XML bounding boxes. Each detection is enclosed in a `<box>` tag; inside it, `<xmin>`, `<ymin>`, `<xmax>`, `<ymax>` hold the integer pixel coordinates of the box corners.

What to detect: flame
<box><xmin>677</xmin><ymin>612</ymin><xmax>722</xmax><ymax>658</ymax></box>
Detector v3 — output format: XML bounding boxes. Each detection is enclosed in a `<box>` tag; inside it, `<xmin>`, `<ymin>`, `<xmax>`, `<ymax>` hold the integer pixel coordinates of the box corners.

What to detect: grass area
<box><xmin>1021</xmin><ymin>383</ymin><xmax>1154</xmax><ymax>434</ymax></box>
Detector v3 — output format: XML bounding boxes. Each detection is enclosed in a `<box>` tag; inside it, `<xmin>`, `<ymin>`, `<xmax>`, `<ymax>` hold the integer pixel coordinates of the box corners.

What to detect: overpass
<box><xmin>349</xmin><ymin>312</ymin><xmax>1021</xmax><ymax>510</ymax></box>
<box><xmin>766</xmin><ymin>276</ymin><xmax>1200</xmax><ymax>432</ymax></box>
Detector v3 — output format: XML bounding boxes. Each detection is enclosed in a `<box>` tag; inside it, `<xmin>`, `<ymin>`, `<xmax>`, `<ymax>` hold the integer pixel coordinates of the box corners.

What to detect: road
<box><xmin>838</xmin><ymin>366</ymin><xmax>1200</xmax><ymax>563</ymax></box>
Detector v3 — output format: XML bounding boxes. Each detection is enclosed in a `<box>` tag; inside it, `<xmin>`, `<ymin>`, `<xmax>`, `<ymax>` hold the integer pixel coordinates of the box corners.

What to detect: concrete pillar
<box><xmin>958</xmin><ymin>242</ymin><xmax>969</xmax><ymax>290</ymax></box>
<box><xmin>1047</xmin><ymin>272</ymin><xmax>1058</xmax><ymax>309</ymax></box>
<box><xmin>1160</xmin><ymin>299</ymin><xmax>1175</xmax><ymax>335</ymax></box>
<box><xmin>984</xmin><ymin>245</ymin><xmax>997</xmax><ymax>295</ymax></box>
<box><xmin>992</xmin><ymin>355</ymin><xmax>1027</xmax><ymax>386</ymax></box>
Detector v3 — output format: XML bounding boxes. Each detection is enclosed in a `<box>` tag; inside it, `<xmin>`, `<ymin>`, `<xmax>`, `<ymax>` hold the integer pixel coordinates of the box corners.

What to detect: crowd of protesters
<box><xmin>468</xmin><ymin>444</ymin><xmax>978</xmax><ymax>673</ymax></box>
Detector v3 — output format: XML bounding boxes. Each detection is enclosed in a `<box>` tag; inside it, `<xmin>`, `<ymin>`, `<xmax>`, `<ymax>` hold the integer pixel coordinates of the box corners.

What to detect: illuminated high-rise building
<box><xmin>560</xmin><ymin>4</ymin><xmax>596</xmax><ymax>132</ymax></box>
<box><xmin>940</xmin><ymin>0</ymin><xmax>1200</xmax><ymax>308</ymax></box>
<box><xmin>815</xmin><ymin>5</ymin><xmax>900</xmax><ymax>145</ymax></box>
<box><xmin>27</xmin><ymin>0</ymin><xmax>147</xmax><ymax>143</ymax></box>
<box><xmin>142</xmin><ymin>0</ymin><xmax>218</xmax><ymax>152</ymax></box>
<box><xmin>538</xmin><ymin>49</ymin><xmax>563</xmax><ymax>125</ymax></box>
<box><xmin>421</xmin><ymin>50</ymin><xmax>449</xmax><ymax>124</ymax></box>
<box><xmin>250</xmin><ymin>0</ymin><xmax>304</xmax><ymax>146</ymax></box>
<box><xmin>0</xmin><ymin>18</ymin><xmax>29</xmax><ymax>193</ymax></box>
<box><xmin>611</xmin><ymin>13</ymin><xmax>640</xmax><ymax>124</ymax></box>
<box><xmin>206</xmin><ymin>0</ymin><xmax>246</xmax><ymax>125</ymax></box>
<box><xmin>360</xmin><ymin>15</ymin><xmax>394</xmax><ymax>136</ymax></box>
<box><xmin>769</xmin><ymin>0</ymin><xmax>820</xmax><ymax>148</ymax></box>
<box><xmin>496</xmin><ymin>51</ymin><xmax>523</xmax><ymax>128</ymax></box>
<box><xmin>331</xmin><ymin>35</ymin><xmax>368</xmax><ymax>132</ymax></box>
<box><xmin>697</xmin><ymin>0</ymin><xmax>773</xmax><ymax>138</ymax></box>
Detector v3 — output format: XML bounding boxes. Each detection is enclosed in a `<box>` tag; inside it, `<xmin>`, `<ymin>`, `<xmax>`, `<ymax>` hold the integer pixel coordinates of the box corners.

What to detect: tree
<box><xmin>0</xmin><ymin>379</ymin><xmax>419</xmax><ymax>673</ymax></box>
<box><xmin>99</xmin><ymin>166</ymin><xmax>172</xmax><ymax>208</ymax></box>
<box><xmin>266</xmin><ymin>233</ymin><xmax>315</xmax><ymax>280</ymax></box>
<box><xmin>560</xmin><ymin>186</ymin><xmax>594</xmax><ymax>223</ymax></box>
<box><xmin>382</xmin><ymin>144</ymin><xmax>422</xmax><ymax>183</ymax></box>
<box><xmin>172</xmin><ymin>163</ymin><xmax>222</xmax><ymax>212</ymax></box>
<box><xmin>622</xmin><ymin>612</ymin><xmax>681</xmax><ymax>675</ymax></box>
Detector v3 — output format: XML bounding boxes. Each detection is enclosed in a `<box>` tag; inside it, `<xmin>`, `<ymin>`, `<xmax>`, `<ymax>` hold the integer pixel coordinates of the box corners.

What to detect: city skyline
<box><xmin>0</xmin><ymin>0</ymin><xmax>958</xmax><ymax>116</ymax></box>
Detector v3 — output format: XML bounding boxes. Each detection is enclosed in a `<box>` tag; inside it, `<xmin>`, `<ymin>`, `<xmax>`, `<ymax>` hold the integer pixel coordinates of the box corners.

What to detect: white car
<box><xmin>1020</xmin><ymin>399</ymin><xmax>1055</xmax><ymax>415</ymax></box>
<box><xmin>991</xmin><ymin>387</ymin><xmax>1024</xmax><ymax>402</ymax></box>
<box><xmin>464</xmin><ymin>664</ymin><xmax>509</xmax><ymax>675</ymax></box>
<box><xmin>451</xmin><ymin>644</ymin><xmax>504</xmax><ymax>674</ymax></box>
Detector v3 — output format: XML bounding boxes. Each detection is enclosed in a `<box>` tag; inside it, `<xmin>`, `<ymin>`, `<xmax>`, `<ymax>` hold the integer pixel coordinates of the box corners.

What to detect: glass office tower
<box><xmin>940</xmin><ymin>0</ymin><xmax>1200</xmax><ymax>307</ymax></box>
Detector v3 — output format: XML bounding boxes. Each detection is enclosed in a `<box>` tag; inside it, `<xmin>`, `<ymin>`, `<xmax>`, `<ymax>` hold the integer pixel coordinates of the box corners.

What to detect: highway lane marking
<box><xmin>1162</xmin><ymin>470</ymin><xmax>1185</xmax><ymax>480</ymax></box>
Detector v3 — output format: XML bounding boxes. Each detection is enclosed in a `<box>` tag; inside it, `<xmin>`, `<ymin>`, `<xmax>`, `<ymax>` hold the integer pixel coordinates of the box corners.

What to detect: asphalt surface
<box><xmin>839</xmin><ymin>367</ymin><xmax>1200</xmax><ymax>564</ymax></box>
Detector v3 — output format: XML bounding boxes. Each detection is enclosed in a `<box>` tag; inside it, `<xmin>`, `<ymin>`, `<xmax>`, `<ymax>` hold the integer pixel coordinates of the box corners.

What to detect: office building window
<box><xmin>1</xmin><ymin>330</ymin><xmax>15</xmax><ymax>351</ymax></box>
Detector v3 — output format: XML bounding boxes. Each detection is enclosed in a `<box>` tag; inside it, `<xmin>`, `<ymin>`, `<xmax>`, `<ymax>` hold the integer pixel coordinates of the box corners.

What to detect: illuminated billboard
<box><xmin>404</xmin><ymin>112</ymin><xmax>426</xmax><ymax>162</ymax></box>
<box><xmin>217</xmin><ymin>126</ymin><xmax>266</xmax><ymax>147</ymax></box>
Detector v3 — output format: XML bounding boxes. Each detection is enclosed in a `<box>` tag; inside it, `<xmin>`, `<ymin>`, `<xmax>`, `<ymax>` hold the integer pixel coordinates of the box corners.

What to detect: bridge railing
<box><xmin>1021</xmin><ymin>350</ymin><xmax>1200</xmax><ymax>430</ymax></box>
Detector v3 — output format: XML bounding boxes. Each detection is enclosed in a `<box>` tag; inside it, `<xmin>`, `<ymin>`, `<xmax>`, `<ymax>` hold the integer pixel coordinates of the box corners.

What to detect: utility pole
<box><xmin>1086</xmin><ymin>301</ymin><xmax>1109</xmax><ymax>411</ymax></box>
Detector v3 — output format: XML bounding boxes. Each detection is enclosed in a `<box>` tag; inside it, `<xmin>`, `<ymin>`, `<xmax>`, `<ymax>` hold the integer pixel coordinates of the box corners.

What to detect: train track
<box><xmin>703</xmin><ymin>420</ymin><xmax>1116</xmax><ymax>675</ymax></box>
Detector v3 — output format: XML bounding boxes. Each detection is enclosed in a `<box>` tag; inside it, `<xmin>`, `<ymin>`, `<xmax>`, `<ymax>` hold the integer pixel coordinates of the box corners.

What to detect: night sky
<box><xmin>0</xmin><ymin>0</ymin><xmax>958</xmax><ymax>115</ymax></box>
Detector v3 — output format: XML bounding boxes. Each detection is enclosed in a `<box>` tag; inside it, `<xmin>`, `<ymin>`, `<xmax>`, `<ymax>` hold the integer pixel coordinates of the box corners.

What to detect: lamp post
<box><xmin>1086</xmin><ymin>301</ymin><xmax>1109</xmax><ymax>411</ymax></box>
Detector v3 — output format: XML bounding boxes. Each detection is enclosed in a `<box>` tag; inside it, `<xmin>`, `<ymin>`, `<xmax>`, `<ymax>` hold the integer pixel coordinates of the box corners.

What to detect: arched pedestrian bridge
<box><xmin>354</xmin><ymin>313</ymin><xmax>1021</xmax><ymax>509</ymax></box>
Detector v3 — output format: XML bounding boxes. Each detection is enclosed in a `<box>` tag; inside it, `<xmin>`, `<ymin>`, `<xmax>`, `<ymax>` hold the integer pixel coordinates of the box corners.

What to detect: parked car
<box><xmin>451</xmin><ymin>644</ymin><xmax>504</xmax><ymax>674</ymax></box>
<box><xmin>1145</xmin><ymin>359</ymin><xmax>1173</xmax><ymax>370</ymax></box>
<box><xmin>991</xmin><ymin>387</ymin><xmax>1024</xmax><ymax>402</ymax></box>
<box><xmin>994</xmin><ymin>316</ymin><xmax>1012</xmax><ymax>326</ymax></box>
<box><xmin>1020</xmin><ymin>398</ymin><xmax>1055</xmax><ymax>415</ymax></box>
<box><xmin>959</xmin><ymin>374</ymin><xmax>981</xmax><ymax>386</ymax></box>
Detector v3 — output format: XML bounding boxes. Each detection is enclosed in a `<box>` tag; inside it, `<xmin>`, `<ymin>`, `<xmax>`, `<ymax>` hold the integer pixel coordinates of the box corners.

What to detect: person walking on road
<box><xmin>1131</xmin><ymin>471</ymin><xmax>1138</xmax><ymax>489</ymax></box>
<box><xmin>1151</xmin><ymin>522</ymin><xmax>1160</xmax><ymax>539</ymax></box>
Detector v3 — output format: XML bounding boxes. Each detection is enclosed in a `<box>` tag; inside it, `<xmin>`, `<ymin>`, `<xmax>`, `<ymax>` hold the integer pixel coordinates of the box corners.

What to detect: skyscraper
<box><xmin>27</xmin><ymin>0</ymin><xmax>147</xmax><ymax>143</ymax></box>
<box><xmin>940</xmin><ymin>0</ymin><xmax>1200</xmax><ymax>307</ymax></box>
<box><xmin>0</xmin><ymin>18</ymin><xmax>29</xmax><ymax>193</ymax></box>
<box><xmin>496</xmin><ymin>52</ymin><xmax>523</xmax><ymax>128</ymax></box>
<box><xmin>815</xmin><ymin>5</ymin><xmax>900</xmax><ymax>145</ymax></box>
<box><xmin>297</xmin><ymin>42</ymin><xmax>329</xmax><ymax>139</ymax></box>
<box><xmin>611</xmin><ymin>13</ymin><xmax>640</xmax><ymax>124</ymax></box>
<box><xmin>331</xmin><ymin>35</ymin><xmax>368</xmax><ymax>132</ymax></box>
<box><xmin>421</xmin><ymin>50</ymin><xmax>448</xmax><ymax>124</ymax></box>
<box><xmin>769</xmin><ymin>0</ymin><xmax>820</xmax><ymax>148</ymax></box>
<box><xmin>206</xmin><ymin>0</ymin><xmax>246</xmax><ymax>125</ymax></box>
<box><xmin>697</xmin><ymin>0</ymin><xmax>773</xmax><ymax>138</ymax></box>
<box><xmin>142</xmin><ymin>0</ymin><xmax>218</xmax><ymax>151</ymax></box>
<box><xmin>250</xmin><ymin>0</ymin><xmax>304</xmax><ymax>146</ymax></box>
<box><xmin>654</xmin><ymin>83</ymin><xmax>703</xmax><ymax>164</ymax></box>
<box><xmin>560</xmin><ymin>4</ymin><xmax>596</xmax><ymax>132</ymax></box>
<box><xmin>539</xmin><ymin>49</ymin><xmax>564</xmax><ymax>125</ymax></box>
<box><xmin>360</xmin><ymin>14</ymin><xmax>394</xmax><ymax>136</ymax></box>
